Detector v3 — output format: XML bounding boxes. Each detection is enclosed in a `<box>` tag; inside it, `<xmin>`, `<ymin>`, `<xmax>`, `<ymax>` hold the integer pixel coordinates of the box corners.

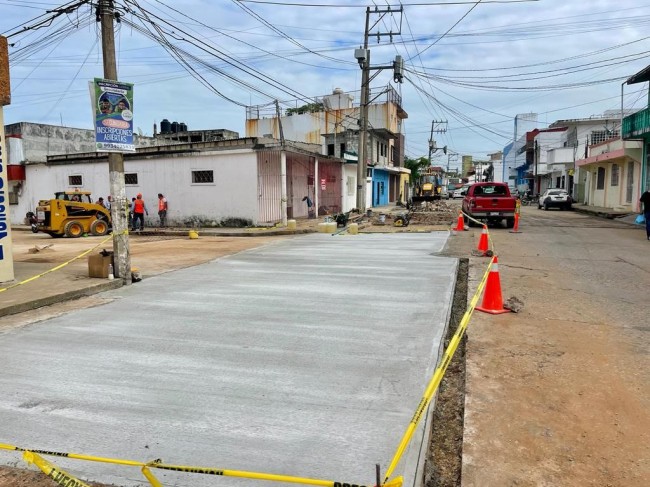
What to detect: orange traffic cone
<box><xmin>476</xmin><ymin>256</ymin><xmax>511</xmax><ymax>315</ymax></box>
<box><xmin>454</xmin><ymin>212</ymin><xmax>465</xmax><ymax>232</ymax></box>
<box><xmin>509</xmin><ymin>213</ymin><xmax>521</xmax><ymax>233</ymax></box>
<box><xmin>477</xmin><ymin>225</ymin><xmax>489</xmax><ymax>254</ymax></box>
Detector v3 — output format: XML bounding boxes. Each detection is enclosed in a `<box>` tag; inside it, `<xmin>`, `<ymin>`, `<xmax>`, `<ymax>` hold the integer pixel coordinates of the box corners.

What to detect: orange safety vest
<box><xmin>158</xmin><ymin>198</ymin><xmax>167</xmax><ymax>211</ymax></box>
<box><xmin>134</xmin><ymin>198</ymin><xmax>145</xmax><ymax>214</ymax></box>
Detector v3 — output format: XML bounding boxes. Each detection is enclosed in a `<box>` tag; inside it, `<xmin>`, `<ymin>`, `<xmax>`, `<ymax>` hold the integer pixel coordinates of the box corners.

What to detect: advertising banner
<box><xmin>91</xmin><ymin>78</ymin><xmax>134</xmax><ymax>152</ymax></box>
<box><xmin>0</xmin><ymin>107</ymin><xmax>15</xmax><ymax>282</ymax></box>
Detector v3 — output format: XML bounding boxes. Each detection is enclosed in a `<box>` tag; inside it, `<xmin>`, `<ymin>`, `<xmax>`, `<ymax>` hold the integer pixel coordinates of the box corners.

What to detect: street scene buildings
<box><xmin>0</xmin><ymin>3</ymin><xmax>649</xmax><ymax>487</ymax></box>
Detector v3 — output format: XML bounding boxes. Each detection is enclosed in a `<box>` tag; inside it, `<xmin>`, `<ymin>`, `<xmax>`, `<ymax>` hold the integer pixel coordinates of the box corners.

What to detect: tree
<box><xmin>286</xmin><ymin>102</ymin><xmax>324</xmax><ymax>116</ymax></box>
<box><xmin>404</xmin><ymin>156</ymin><xmax>430</xmax><ymax>183</ymax></box>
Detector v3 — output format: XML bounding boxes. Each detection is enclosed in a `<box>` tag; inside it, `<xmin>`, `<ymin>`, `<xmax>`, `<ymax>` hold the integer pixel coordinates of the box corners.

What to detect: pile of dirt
<box><xmin>410</xmin><ymin>211</ymin><xmax>455</xmax><ymax>226</ymax></box>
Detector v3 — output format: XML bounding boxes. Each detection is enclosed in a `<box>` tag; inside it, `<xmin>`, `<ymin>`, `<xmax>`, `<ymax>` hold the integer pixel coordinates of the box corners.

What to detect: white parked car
<box><xmin>538</xmin><ymin>189</ymin><xmax>572</xmax><ymax>210</ymax></box>
<box><xmin>453</xmin><ymin>184</ymin><xmax>472</xmax><ymax>199</ymax></box>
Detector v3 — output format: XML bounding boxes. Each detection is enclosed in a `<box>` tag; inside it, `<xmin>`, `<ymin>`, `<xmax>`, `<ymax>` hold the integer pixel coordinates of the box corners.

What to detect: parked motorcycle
<box><xmin>25</xmin><ymin>211</ymin><xmax>38</xmax><ymax>233</ymax></box>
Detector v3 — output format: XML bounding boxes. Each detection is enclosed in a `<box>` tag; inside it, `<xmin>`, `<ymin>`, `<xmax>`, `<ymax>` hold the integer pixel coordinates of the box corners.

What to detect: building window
<box><xmin>556</xmin><ymin>176</ymin><xmax>561</xmax><ymax>188</ymax></box>
<box><xmin>611</xmin><ymin>164</ymin><xmax>619</xmax><ymax>186</ymax></box>
<box><xmin>68</xmin><ymin>175</ymin><xmax>82</xmax><ymax>186</ymax></box>
<box><xmin>327</xmin><ymin>144</ymin><xmax>335</xmax><ymax>156</ymax></box>
<box><xmin>391</xmin><ymin>145</ymin><xmax>397</xmax><ymax>163</ymax></box>
<box><xmin>8</xmin><ymin>190</ymin><xmax>18</xmax><ymax>205</ymax></box>
<box><xmin>192</xmin><ymin>170</ymin><xmax>214</xmax><ymax>184</ymax></box>
<box><xmin>125</xmin><ymin>173</ymin><xmax>138</xmax><ymax>185</ymax></box>
<box><xmin>340</xmin><ymin>143</ymin><xmax>345</xmax><ymax>156</ymax></box>
<box><xmin>596</xmin><ymin>167</ymin><xmax>605</xmax><ymax>190</ymax></box>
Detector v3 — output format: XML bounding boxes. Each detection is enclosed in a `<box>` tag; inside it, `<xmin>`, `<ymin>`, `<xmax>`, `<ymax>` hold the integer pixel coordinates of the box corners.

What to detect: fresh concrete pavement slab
<box><xmin>0</xmin><ymin>233</ymin><xmax>456</xmax><ymax>487</ymax></box>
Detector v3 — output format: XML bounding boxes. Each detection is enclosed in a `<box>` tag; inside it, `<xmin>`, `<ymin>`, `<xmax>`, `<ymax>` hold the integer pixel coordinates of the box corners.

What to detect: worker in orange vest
<box><xmin>131</xmin><ymin>193</ymin><xmax>148</xmax><ymax>232</ymax></box>
<box><xmin>157</xmin><ymin>193</ymin><xmax>168</xmax><ymax>227</ymax></box>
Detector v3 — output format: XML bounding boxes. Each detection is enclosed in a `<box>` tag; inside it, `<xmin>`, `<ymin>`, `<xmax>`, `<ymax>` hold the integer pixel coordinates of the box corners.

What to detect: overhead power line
<box><xmin>234</xmin><ymin>0</ymin><xmax>539</xmax><ymax>6</ymax></box>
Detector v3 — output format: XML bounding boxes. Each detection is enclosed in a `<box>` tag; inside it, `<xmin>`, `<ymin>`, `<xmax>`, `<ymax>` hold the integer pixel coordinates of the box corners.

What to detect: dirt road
<box><xmin>446</xmin><ymin>206</ymin><xmax>650</xmax><ymax>486</ymax></box>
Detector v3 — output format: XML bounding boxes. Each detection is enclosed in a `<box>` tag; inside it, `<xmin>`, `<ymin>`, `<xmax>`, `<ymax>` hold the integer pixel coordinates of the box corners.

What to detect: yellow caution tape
<box><xmin>148</xmin><ymin>460</ymin><xmax>360</xmax><ymax>487</ymax></box>
<box><xmin>460</xmin><ymin>210</ymin><xmax>497</xmax><ymax>255</ymax></box>
<box><xmin>141</xmin><ymin>466</ymin><xmax>164</xmax><ymax>487</ymax></box>
<box><xmin>23</xmin><ymin>451</ymin><xmax>92</xmax><ymax>487</ymax></box>
<box><xmin>1</xmin><ymin>443</ymin><xmax>375</xmax><ymax>487</ymax></box>
<box><xmin>383</xmin><ymin>257</ymin><xmax>495</xmax><ymax>483</ymax></box>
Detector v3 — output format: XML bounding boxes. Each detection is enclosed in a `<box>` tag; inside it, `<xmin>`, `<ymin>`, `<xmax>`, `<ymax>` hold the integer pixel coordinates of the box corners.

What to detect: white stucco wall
<box><xmin>12</xmin><ymin>149</ymin><xmax>260</xmax><ymax>226</ymax></box>
<box><xmin>343</xmin><ymin>164</ymin><xmax>357</xmax><ymax>212</ymax></box>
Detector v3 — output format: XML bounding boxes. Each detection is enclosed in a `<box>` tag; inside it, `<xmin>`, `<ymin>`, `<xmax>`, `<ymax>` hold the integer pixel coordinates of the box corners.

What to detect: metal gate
<box><xmin>318</xmin><ymin>160</ymin><xmax>342</xmax><ymax>215</ymax></box>
<box><xmin>287</xmin><ymin>154</ymin><xmax>315</xmax><ymax>218</ymax></box>
<box><xmin>257</xmin><ymin>150</ymin><xmax>282</xmax><ymax>223</ymax></box>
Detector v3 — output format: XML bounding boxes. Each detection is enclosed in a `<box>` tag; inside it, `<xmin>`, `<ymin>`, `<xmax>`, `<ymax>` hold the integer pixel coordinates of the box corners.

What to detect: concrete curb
<box><xmin>572</xmin><ymin>206</ymin><xmax>633</xmax><ymax>220</ymax></box>
<box><xmin>0</xmin><ymin>279</ymin><xmax>123</xmax><ymax>318</ymax></box>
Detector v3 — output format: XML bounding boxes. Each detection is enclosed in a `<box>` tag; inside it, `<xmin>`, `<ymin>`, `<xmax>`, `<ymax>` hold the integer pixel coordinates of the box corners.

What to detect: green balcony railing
<box><xmin>622</xmin><ymin>107</ymin><xmax>650</xmax><ymax>139</ymax></box>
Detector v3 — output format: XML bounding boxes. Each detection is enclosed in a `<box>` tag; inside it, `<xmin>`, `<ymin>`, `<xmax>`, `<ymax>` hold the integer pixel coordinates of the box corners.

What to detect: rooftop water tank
<box><xmin>160</xmin><ymin>119</ymin><xmax>171</xmax><ymax>134</ymax></box>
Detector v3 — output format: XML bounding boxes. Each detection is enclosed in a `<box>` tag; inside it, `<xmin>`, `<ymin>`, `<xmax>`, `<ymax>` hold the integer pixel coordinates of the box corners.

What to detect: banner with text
<box><xmin>91</xmin><ymin>78</ymin><xmax>135</xmax><ymax>152</ymax></box>
<box><xmin>0</xmin><ymin>107</ymin><xmax>15</xmax><ymax>282</ymax></box>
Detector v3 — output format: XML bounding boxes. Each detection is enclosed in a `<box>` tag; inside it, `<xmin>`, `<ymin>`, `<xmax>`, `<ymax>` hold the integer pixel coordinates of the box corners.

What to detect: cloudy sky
<box><xmin>1</xmin><ymin>0</ymin><xmax>649</xmax><ymax>170</ymax></box>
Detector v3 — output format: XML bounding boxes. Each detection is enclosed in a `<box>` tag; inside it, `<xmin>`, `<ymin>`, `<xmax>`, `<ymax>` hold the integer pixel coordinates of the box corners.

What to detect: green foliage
<box><xmin>286</xmin><ymin>102</ymin><xmax>324</xmax><ymax>116</ymax></box>
<box><xmin>404</xmin><ymin>156</ymin><xmax>430</xmax><ymax>182</ymax></box>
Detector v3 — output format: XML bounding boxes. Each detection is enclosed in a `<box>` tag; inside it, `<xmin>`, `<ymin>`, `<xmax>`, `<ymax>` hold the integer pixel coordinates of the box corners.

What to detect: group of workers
<box><xmin>95</xmin><ymin>193</ymin><xmax>168</xmax><ymax>231</ymax></box>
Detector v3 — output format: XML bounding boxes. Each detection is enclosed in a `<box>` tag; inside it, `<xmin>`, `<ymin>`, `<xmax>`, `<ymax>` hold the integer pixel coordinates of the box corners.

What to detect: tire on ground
<box><xmin>506</xmin><ymin>218</ymin><xmax>515</xmax><ymax>228</ymax></box>
<box><xmin>64</xmin><ymin>220</ymin><xmax>84</xmax><ymax>238</ymax></box>
<box><xmin>90</xmin><ymin>218</ymin><xmax>109</xmax><ymax>236</ymax></box>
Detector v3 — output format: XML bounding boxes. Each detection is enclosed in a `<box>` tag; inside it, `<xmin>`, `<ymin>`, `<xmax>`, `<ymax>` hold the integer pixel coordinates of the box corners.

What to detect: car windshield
<box><xmin>548</xmin><ymin>190</ymin><xmax>567</xmax><ymax>196</ymax></box>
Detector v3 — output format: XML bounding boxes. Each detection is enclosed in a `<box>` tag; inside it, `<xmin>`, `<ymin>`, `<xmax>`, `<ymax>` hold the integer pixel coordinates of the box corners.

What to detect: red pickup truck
<box><xmin>461</xmin><ymin>182</ymin><xmax>518</xmax><ymax>228</ymax></box>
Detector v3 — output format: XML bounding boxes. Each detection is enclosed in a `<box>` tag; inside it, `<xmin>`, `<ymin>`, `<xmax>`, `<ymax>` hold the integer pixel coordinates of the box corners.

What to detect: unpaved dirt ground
<box><xmin>446</xmin><ymin>207</ymin><xmax>650</xmax><ymax>487</ymax></box>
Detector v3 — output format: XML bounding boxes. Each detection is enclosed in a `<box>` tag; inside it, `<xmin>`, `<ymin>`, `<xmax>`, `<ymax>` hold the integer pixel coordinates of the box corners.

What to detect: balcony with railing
<box><xmin>622</xmin><ymin>107</ymin><xmax>650</xmax><ymax>139</ymax></box>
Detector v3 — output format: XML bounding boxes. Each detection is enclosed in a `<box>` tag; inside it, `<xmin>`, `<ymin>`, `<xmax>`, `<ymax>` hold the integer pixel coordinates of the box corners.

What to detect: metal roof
<box><xmin>626</xmin><ymin>64</ymin><xmax>650</xmax><ymax>85</ymax></box>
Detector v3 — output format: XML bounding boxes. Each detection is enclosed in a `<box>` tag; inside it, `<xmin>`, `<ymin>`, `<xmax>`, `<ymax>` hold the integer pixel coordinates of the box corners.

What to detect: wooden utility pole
<box><xmin>99</xmin><ymin>0</ymin><xmax>130</xmax><ymax>284</ymax></box>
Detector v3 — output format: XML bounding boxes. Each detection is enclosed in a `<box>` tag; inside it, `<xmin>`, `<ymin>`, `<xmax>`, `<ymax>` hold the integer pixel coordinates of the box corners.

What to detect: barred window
<box><xmin>590</xmin><ymin>130</ymin><xmax>619</xmax><ymax>145</ymax></box>
<box><xmin>125</xmin><ymin>173</ymin><xmax>138</xmax><ymax>185</ymax></box>
<box><xmin>68</xmin><ymin>175</ymin><xmax>82</xmax><ymax>186</ymax></box>
<box><xmin>611</xmin><ymin>164</ymin><xmax>619</xmax><ymax>186</ymax></box>
<box><xmin>192</xmin><ymin>170</ymin><xmax>214</xmax><ymax>184</ymax></box>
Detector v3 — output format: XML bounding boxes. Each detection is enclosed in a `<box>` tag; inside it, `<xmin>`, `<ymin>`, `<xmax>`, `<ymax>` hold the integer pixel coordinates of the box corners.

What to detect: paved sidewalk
<box><xmin>572</xmin><ymin>202</ymin><xmax>636</xmax><ymax>220</ymax></box>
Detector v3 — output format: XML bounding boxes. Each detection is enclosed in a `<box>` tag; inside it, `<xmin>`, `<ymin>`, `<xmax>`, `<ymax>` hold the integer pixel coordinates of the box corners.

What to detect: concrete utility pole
<box><xmin>99</xmin><ymin>0</ymin><xmax>130</xmax><ymax>284</ymax></box>
<box><xmin>355</xmin><ymin>6</ymin><xmax>403</xmax><ymax>211</ymax></box>
<box><xmin>355</xmin><ymin>10</ymin><xmax>371</xmax><ymax>211</ymax></box>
